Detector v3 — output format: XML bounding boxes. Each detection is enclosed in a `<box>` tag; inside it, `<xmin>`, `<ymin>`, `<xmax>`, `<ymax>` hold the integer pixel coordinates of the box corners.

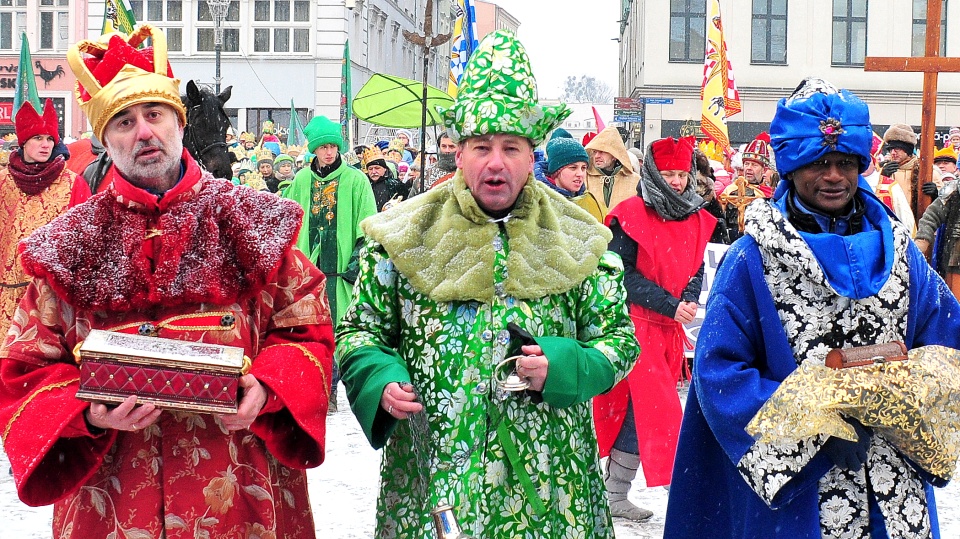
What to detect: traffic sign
<box><xmin>614</xmin><ymin>115</ymin><xmax>643</xmax><ymax>122</ymax></box>
<box><xmin>644</xmin><ymin>98</ymin><xmax>674</xmax><ymax>105</ymax></box>
<box><xmin>614</xmin><ymin>97</ymin><xmax>643</xmax><ymax>111</ymax></box>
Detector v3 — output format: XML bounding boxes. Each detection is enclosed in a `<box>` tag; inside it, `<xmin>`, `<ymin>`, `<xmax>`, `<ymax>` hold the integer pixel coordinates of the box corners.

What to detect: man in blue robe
<box><xmin>664</xmin><ymin>78</ymin><xmax>960</xmax><ymax>539</ymax></box>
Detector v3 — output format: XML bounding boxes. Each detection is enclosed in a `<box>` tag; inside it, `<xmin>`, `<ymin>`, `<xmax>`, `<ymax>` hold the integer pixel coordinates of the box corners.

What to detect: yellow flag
<box><xmin>700</xmin><ymin>0</ymin><xmax>741</xmax><ymax>153</ymax></box>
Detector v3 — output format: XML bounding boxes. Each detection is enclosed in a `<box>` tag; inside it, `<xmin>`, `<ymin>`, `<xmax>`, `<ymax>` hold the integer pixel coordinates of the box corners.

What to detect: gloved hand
<box><xmin>880</xmin><ymin>160</ymin><xmax>900</xmax><ymax>177</ymax></box>
<box><xmin>922</xmin><ymin>182</ymin><xmax>939</xmax><ymax>200</ymax></box>
<box><xmin>822</xmin><ymin>417</ymin><xmax>871</xmax><ymax>471</ymax></box>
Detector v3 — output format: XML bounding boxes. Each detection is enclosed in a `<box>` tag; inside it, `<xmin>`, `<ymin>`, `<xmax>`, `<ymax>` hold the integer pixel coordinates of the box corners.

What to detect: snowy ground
<box><xmin>4</xmin><ymin>386</ymin><xmax>960</xmax><ymax>538</ymax></box>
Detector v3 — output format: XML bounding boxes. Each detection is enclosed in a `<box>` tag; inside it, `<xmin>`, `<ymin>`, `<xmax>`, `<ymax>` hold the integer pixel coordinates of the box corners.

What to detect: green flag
<box><xmin>102</xmin><ymin>0</ymin><xmax>137</xmax><ymax>35</ymax></box>
<box><xmin>340</xmin><ymin>40</ymin><xmax>352</xmax><ymax>146</ymax></box>
<box><xmin>13</xmin><ymin>33</ymin><xmax>40</xmax><ymax>116</ymax></box>
<box><xmin>288</xmin><ymin>99</ymin><xmax>305</xmax><ymax>147</ymax></box>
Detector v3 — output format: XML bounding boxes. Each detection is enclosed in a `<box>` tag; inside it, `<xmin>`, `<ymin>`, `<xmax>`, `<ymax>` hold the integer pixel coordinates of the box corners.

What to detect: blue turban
<box><xmin>770</xmin><ymin>78</ymin><xmax>873</xmax><ymax>179</ymax></box>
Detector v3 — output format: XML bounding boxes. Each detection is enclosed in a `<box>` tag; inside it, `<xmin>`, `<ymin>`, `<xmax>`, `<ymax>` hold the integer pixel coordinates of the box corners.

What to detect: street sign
<box><xmin>644</xmin><ymin>98</ymin><xmax>674</xmax><ymax>105</ymax></box>
<box><xmin>614</xmin><ymin>97</ymin><xmax>643</xmax><ymax>111</ymax></box>
<box><xmin>614</xmin><ymin>114</ymin><xmax>643</xmax><ymax>122</ymax></box>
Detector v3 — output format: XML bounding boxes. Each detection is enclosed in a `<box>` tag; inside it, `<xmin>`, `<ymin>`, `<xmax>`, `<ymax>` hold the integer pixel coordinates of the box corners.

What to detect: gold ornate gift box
<box><xmin>75</xmin><ymin>330</ymin><xmax>250</xmax><ymax>414</ymax></box>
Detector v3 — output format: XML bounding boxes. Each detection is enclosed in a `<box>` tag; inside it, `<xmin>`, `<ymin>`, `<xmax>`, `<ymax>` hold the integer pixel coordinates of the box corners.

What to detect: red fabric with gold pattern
<box><xmin>0</xmin><ymin>166</ymin><xmax>87</xmax><ymax>339</ymax></box>
<box><xmin>0</xmin><ymin>251</ymin><xmax>332</xmax><ymax>537</ymax></box>
<box><xmin>19</xmin><ymin>151</ymin><xmax>304</xmax><ymax>312</ymax></box>
<box><xmin>0</xmin><ymin>156</ymin><xmax>332</xmax><ymax>537</ymax></box>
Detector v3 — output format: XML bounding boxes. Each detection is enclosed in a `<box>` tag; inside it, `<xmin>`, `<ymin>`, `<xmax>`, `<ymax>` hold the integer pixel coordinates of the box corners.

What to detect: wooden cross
<box><xmin>719</xmin><ymin>176</ymin><xmax>764</xmax><ymax>232</ymax></box>
<box><xmin>864</xmin><ymin>0</ymin><xmax>960</xmax><ymax>219</ymax></box>
<box><xmin>402</xmin><ymin>0</ymin><xmax>451</xmax><ymax>194</ymax></box>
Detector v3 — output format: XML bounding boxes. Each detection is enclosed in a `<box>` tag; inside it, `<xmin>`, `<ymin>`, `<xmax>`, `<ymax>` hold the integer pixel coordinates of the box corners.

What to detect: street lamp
<box><xmin>206</xmin><ymin>0</ymin><xmax>230</xmax><ymax>93</ymax></box>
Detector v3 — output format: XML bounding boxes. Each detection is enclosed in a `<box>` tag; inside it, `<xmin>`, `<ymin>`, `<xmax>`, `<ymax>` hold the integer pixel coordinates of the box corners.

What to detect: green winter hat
<box><xmin>438</xmin><ymin>30</ymin><xmax>571</xmax><ymax>146</ymax></box>
<box><xmin>303</xmin><ymin>115</ymin><xmax>344</xmax><ymax>153</ymax></box>
<box><xmin>546</xmin><ymin>137</ymin><xmax>589</xmax><ymax>175</ymax></box>
<box><xmin>274</xmin><ymin>154</ymin><xmax>295</xmax><ymax>166</ymax></box>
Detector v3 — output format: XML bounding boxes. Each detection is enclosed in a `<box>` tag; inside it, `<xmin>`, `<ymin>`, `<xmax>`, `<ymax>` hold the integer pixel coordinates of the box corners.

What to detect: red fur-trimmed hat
<box><xmin>67</xmin><ymin>24</ymin><xmax>186</xmax><ymax>142</ymax></box>
<box><xmin>14</xmin><ymin>98</ymin><xmax>59</xmax><ymax>147</ymax></box>
<box><xmin>742</xmin><ymin>132</ymin><xmax>771</xmax><ymax>167</ymax></box>
<box><xmin>651</xmin><ymin>136</ymin><xmax>695</xmax><ymax>172</ymax></box>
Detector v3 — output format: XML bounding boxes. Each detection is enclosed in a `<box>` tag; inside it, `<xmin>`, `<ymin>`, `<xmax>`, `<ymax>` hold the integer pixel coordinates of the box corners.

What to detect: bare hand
<box><xmin>516</xmin><ymin>344</ymin><xmax>549</xmax><ymax>392</ymax></box>
<box><xmin>217</xmin><ymin>374</ymin><xmax>267</xmax><ymax>431</ymax></box>
<box><xmin>381</xmin><ymin>382</ymin><xmax>423</xmax><ymax>419</ymax></box>
<box><xmin>86</xmin><ymin>395</ymin><xmax>161</xmax><ymax>432</ymax></box>
<box><xmin>674</xmin><ymin>301</ymin><xmax>699</xmax><ymax>324</ymax></box>
<box><xmin>915</xmin><ymin>239</ymin><xmax>931</xmax><ymax>259</ymax></box>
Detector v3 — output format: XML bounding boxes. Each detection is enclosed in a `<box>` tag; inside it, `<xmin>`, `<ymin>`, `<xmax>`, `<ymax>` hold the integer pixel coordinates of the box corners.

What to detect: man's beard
<box><xmin>111</xmin><ymin>137</ymin><xmax>183</xmax><ymax>191</ymax></box>
<box><xmin>437</xmin><ymin>151</ymin><xmax>456</xmax><ymax>172</ymax></box>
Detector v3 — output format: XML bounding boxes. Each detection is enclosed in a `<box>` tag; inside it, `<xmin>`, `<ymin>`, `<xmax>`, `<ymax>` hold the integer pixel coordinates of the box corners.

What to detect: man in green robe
<box><xmin>337</xmin><ymin>30</ymin><xmax>639</xmax><ymax>538</ymax></box>
<box><xmin>283</xmin><ymin>115</ymin><xmax>376</xmax><ymax>411</ymax></box>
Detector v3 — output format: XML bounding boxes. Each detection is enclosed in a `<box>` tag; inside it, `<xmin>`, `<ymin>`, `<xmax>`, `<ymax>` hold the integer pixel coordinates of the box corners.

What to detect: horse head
<box><xmin>182</xmin><ymin>80</ymin><xmax>234</xmax><ymax>180</ymax></box>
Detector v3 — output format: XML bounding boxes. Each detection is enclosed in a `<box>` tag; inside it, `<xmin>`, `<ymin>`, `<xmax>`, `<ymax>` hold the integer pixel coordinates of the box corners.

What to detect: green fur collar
<box><xmin>361</xmin><ymin>171</ymin><xmax>612</xmax><ymax>303</ymax></box>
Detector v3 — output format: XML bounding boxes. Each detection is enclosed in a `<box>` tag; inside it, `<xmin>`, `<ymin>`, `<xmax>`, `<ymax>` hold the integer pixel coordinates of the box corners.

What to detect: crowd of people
<box><xmin>1</xmin><ymin>22</ymin><xmax>960</xmax><ymax>539</ymax></box>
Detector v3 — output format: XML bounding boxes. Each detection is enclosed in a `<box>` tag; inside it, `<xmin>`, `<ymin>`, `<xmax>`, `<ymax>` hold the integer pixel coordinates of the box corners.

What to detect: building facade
<box><xmin>0</xmin><ymin>0</ymin><xmax>88</xmax><ymax>139</ymax></box>
<box><xmin>474</xmin><ymin>0</ymin><xmax>518</xmax><ymax>38</ymax></box>
<box><xmin>81</xmin><ymin>0</ymin><xmax>454</xmax><ymax>146</ymax></box>
<box><xmin>620</xmin><ymin>0</ymin><xmax>960</xmax><ymax>149</ymax></box>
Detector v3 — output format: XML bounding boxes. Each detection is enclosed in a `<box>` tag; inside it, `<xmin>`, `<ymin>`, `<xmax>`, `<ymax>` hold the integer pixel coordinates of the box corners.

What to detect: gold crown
<box><xmin>362</xmin><ymin>146</ymin><xmax>385</xmax><ymax>168</ymax></box>
<box><xmin>935</xmin><ymin>145</ymin><xmax>958</xmax><ymax>162</ymax></box>
<box><xmin>0</xmin><ymin>149</ymin><xmax>9</xmax><ymax>166</ymax></box>
<box><xmin>256</xmin><ymin>147</ymin><xmax>275</xmax><ymax>162</ymax></box>
<box><xmin>67</xmin><ymin>25</ymin><xmax>186</xmax><ymax>142</ymax></box>
<box><xmin>285</xmin><ymin>144</ymin><xmax>305</xmax><ymax>157</ymax></box>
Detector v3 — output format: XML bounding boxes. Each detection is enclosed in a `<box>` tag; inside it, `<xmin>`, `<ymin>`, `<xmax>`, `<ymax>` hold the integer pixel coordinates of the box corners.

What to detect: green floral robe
<box><xmin>337</xmin><ymin>174</ymin><xmax>639</xmax><ymax>538</ymax></box>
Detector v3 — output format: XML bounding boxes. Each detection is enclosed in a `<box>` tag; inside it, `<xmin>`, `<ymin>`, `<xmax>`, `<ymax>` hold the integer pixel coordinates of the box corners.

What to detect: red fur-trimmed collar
<box><xmin>19</xmin><ymin>153</ymin><xmax>304</xmax><ymax>311</ymax></box>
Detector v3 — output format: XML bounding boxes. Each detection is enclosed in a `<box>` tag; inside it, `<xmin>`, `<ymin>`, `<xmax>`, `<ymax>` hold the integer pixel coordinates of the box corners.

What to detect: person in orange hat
<box><xmin>0</xmin><ymin>25</ymin><xmax>332</xmax><ymax>538</ymax></box>
<box><xmin>0</xmin><ymin>98</ymin><xmax>90</xmax><ymax>339</ymax></box>
<box><xmin>593</xmin><ymin>135</ymin><xmax>716</xmax><ymax>521</ymax></box>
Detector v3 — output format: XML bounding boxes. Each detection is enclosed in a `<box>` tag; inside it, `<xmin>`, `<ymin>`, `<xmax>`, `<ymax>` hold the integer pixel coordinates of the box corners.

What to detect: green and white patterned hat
<box><xmin>439</xmin><ymin>30</ymin><xmax>571</xmax><ymax>146</ymax></box>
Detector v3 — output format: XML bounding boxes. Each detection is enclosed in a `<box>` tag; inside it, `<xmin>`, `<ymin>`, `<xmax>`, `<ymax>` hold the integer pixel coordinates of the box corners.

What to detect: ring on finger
<box><xmin>387</xmin><ymin>405</ymin><xmax>394</xmax><ymax>415</ymax></box>
<box><xmin>132</xmin><ymin>423</ymin><xmax>139</xmax><ymax>431</ymax></box>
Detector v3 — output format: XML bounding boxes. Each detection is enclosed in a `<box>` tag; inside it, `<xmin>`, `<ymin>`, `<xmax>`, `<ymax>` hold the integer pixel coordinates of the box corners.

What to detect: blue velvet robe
<box><xmin>664</xmin><ymin>185</ymin><xmax>960</xmax><ymax>538</ymax></box>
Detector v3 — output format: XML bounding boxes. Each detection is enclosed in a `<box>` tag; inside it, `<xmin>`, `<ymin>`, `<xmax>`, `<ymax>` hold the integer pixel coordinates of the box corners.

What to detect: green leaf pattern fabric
<box><xmin>439</xmin><ymin>29</ymin><xmax>571</xmax><ymax>145</ymax></box>
<box><xmin>337</xmin><ymin>235</ymin><xmax>638</xmax><ymax>538</ymax></box>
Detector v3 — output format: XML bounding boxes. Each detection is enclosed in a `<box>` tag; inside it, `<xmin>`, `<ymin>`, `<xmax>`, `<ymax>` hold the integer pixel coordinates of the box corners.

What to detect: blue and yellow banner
<box><xmin>447</xmin><ymin>0</ymin><xmax>479</xmax><ymax>97</ymax></box>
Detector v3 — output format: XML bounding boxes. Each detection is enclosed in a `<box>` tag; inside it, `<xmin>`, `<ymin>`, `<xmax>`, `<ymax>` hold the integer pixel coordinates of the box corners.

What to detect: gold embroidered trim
<box><xmin>3</xmin><ymin>378</ymin><xmax>78</xmax><ymax>441</ymax></box>
<box><xmin>102</xmin><ymin>311</ymin><xmax>237</xmax><ymax>335</ymax></box>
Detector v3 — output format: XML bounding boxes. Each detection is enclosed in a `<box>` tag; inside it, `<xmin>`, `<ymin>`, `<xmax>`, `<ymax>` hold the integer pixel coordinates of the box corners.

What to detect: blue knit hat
<box><xmin>769</xmin><ymin>78</ymin><xmax>873</xmax><ymax>178</ymax></box>
<box><xmin>549</xmin><ymin>128</ymin><xmax>573</xmax><ymax>141</ymax></box>
<box><xmin>546</xmin><ymin>137</ymin><xmax>589</xmax><ymax>175</ymax></box>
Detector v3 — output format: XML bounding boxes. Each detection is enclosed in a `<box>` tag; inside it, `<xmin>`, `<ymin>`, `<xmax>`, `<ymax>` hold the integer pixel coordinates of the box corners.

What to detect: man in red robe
<box><xmin>0</xmin><ymin>24</ymin><xmax>333</xmax><ymax>538</ymax></box>
<box><xmin>594</xmin><ymin>136</ymin><xmax>716</xmax><ymax>521</ymax></box>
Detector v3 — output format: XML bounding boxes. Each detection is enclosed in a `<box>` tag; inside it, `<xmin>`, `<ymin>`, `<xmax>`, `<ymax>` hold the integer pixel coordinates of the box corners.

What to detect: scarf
<box><xmin>638</xmin><ymin>143</ymin><xmax>705</xmax><ymax>221</ymax></box>
<box><xmin>313</xmin><ymin>153</ymin><xmax>343</xmax><ymax>178</ymax></box>
<box><xmin>8</xmin><ymin>150</ymin><xmax>66</xmax><ymax>195</ymax></box>
<box><xmin>537</xmin><ymin>175</ymin><xmax>585</xmax><ymax>198</ymax></box>
<box><xmin>361</xmin><ymin>171</ymin><xmax>610</xmax><ymax>303</ymax></box>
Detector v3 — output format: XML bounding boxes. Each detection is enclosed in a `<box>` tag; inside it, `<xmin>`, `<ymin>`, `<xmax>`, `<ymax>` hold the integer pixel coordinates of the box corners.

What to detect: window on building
<box><xmin>195</xmin><ymin>0</ymin><xmax>240</xmax><ymax>52</ymax></box>
<box><xmin>37</xmin><ymin>0</ymin><xmax>68</xmax><ymax>51</ymax></box>
<box><xmin>832</xmin><ymin>0</ymin><xmax>867</xmax><ymax>66</ymax></box>
<box><xmin>0</xmin><ymin>0</ymin><xmax>25</xmax><ymax>51</ymax></box>
<box><xmin>669</xmin><ymin>0</ymin><xmax>706</xmax><ymax>63</ymax></box>
<box><xmin>130</xmin><ymin>0</ymin><xmax>184</xmax><ymax>51</ymax></box>
<box><xmin>752</xmin><ymin>0</ymin><xmax>787</xmax><ymax>64</ymax></box>
<box><xmin>250</xmin><ymin>0</ymin><xmax>311</xmax><ymax>54</ymax></box>
<box><xmin>247</xmin><ymin>107</ymin><xmax>312</xmax><ymax>144</ymax></box>
<box><xmin>912</xmin><ymin>0</ymin><xmax>947</xmax><ymax>56</ymax></box>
